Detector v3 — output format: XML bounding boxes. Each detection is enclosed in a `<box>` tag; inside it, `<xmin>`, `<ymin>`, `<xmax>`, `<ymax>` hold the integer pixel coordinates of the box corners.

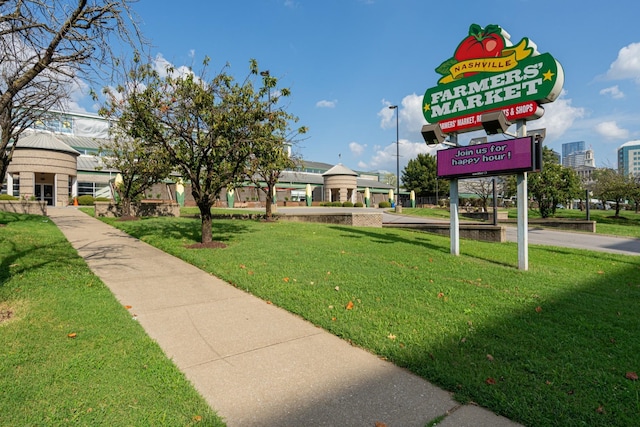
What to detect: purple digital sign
<box><xmin>437</xmin><ymin>136</ymin><xmax>536</xmax><ymax>179</ymax></box>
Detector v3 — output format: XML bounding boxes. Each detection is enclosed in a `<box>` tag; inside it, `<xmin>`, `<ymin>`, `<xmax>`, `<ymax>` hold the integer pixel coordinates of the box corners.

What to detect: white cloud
<box><xmin>153</xmin><ymin>53</ymin><xmax>194</xmax><ymax>79</ymax></box>
<box><xmin>366</xmin><ymin>139</ymin><xmax>437</xmax><ymax>171</ymax></box>
<box><xmin>400</xmin><ymin>93</ymin><xmax>427</xmax><ymax>132</ymax></box>
<box><xmin>316</xmin><ymin>99</ymin><xmax>337</xmax><ymax>108</ymax></box>
<box><xmin>606</xmin><ymin>42</ymin><xmax>640</xmax><ymax>83</ymax></box>
<box><xmin>534</xmin><ymin>90</ymin><xmax>586</xmax><ymax>141</ymax></box>
<box><xmin>188</xmin><ymin>49</ymin><xmax>196</xmax><ymax>59</ymax></box>
<box><xmin>599</xmin><ymin>85</ymin><xmax>624</xmax><ymax>99</ymax></box>
<box><xmin>379</xmin><ymin>94</ymin><xmax>426</xmax><ymax>133</ymax></box>
<box><xmin>595</xmin><ymin>121</ymin><xmax>630</xmax><ymax>140</ymax></box>
<box><xmin>378</xmin><ymin>99</ymin><xmax>396</xmax><ymax>129</ymax></box>
<box><xmin>349</xmin><ymin>141</ymin><xmax>366</xmax><ymax>156</ymax></box>
<box><xmin>357</xmin><ymin>160</ymin><xmax>368</xmax><ymax>169</ymax></box>
<box><xmin>61</xmin><ymin>78</ymin><xmax>92</xmax><ymax>113</ymax></box>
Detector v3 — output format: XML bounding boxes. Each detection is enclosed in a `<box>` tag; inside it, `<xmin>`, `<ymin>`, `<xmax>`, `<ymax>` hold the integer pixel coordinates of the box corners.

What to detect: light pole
<box><xmin>389</xmin><ymin>105</ymin><xmax>399</xmax><ymax>207</ymax></box>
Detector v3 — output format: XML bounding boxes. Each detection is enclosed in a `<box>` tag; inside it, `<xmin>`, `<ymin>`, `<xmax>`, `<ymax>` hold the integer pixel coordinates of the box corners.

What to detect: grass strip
<box><xmin>0</xmin><ymin>212</ymin><xmax>224</xmax><ymax>426</ymax></box>
<box><xmin>100</xmin><ymin>215</ymin><xmax>640</xmax><ymax>426</ymax></box>
<box><xmin>400</xmin><ymin>207</ymin><xmax>640</xmax><ymax>238</ymax></box>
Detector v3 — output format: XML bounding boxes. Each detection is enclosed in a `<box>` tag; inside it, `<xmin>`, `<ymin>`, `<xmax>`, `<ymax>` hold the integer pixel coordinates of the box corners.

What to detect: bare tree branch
<box><xmin>0</xmin><ymin>0</ymin><xmax>144</xmax><ymax>181</ymax></box>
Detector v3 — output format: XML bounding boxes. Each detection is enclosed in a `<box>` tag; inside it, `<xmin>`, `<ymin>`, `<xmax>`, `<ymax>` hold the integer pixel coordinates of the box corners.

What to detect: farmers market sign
<box><xmin>422</xmin><ymin>24</ymin><xmax>564</xmax><ymax>134</ymax></box>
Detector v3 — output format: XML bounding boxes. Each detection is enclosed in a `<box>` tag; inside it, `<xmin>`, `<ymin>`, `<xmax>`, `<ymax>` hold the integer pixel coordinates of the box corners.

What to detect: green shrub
<box><xmin>331</xmin><ymin>201</ymin><xmax>342</xmax><ymax>207</ymax></box>
<box><xmin>342</xmin><ymin>201</ymin><xmax>354</xmax><ymax>207</ymax></box>
<box><xmin>96</xmin><ymin>197</ymin><xmax>111</xmax><ymax>202</ymax></box>
<box><xmin>0</xmin><ymin>194</ymin><xmax>18</xmax><ymax>200</ymax></box>
<box><xmin>77</xmin><ymin>195</ymin><xmax>95</xmax><ymax>205</ymax></box>
<box><xmin>378</xmin><ymin>201</ymin><xmax>391</xmax><ymax>208</ymax></box>
<box><xmin>354</xmin><ymin>202</ymin><xmax>363</xmax><ymax>207</ymax></box>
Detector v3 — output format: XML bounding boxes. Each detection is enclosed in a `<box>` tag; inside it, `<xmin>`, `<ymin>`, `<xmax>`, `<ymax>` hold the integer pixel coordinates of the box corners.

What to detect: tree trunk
<box><xmin>262</xmin><ymin>183</ymin><xmax>275</xmax><ymax>220</ymax></box>
<box><xmin>121</xmin><ymin>198</ymin><xmax>132</xmax><ymax>217</ymax></box>
<box><xmin>265</xmin><ymin>195</ymin><xmax>273</xmax><ymax>220</ymax></box>
<box><xmin>198</xmin><ymin>202</ymin><xmax>213</xmax><ymax>243</ymax></box>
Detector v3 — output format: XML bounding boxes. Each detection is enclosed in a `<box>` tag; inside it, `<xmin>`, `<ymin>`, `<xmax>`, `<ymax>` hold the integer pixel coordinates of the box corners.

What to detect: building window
<box><xmin>1</xmin><ymin>176</ymin><xmax>19</xmax><ymax>195</ymax></box>
<box><xmin>78</xmin><ymin>182</ymin><xmax>109</xmax><ymax>198</ymax></box>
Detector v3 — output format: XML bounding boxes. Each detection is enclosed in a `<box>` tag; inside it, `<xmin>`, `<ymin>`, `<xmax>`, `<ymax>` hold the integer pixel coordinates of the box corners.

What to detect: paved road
<box><xmin>277</xmin><ymin>207</ymin><xmax>640</xmax><ymax>256</ymax></box>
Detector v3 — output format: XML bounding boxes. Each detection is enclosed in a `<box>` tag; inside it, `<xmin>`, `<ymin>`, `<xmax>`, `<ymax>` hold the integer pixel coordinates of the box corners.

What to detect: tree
<box><xmin>462</xmin><ymin>177</ymin><xmax>497</xmax><ymax>211</ymax></box>
<box><xmin>99</xmin><ymin>55</ymin><xmax>175</xmax><ymax>217</ymax></box>
<box><xmin>592</xmin><ymin>168</ymin><xmax>632</xmax><ymax>217</ymax></box>
<box><xmin>402</xmin><ymin>153</ymin><xmax>447</xmax><ymax>200</ymax></box>
<box><xmin>105</xmin><ymin>57</ymin><xmax>281</xmax><ymax>244</ymax></box>
<box><xmin>528</xmin><ymin>147</ymin><xmax>582</xmax><ymax>218</ymax></box>
<box><xmin>0</xmin><ymin>0</ymin><xmax>141</xmax><ymax>182</ymax></box>
<box><xmin>630</xmin><ymin>175</ymin><xmax>640</xmax><ymax>213</ymax></box>
<box><xmin>383</xmin><ymin>172</ymin><xmax>397</xmax><ymax>188</ymax></box>
<box><xmin>97</xmin><ymin>135</ymin><xmax>173</xmax><ymax>218</ymax></box>
<box><xmin>245</xmin><ymin>71</ymin><xmax>306</xmax><ymax>220</ymax></box>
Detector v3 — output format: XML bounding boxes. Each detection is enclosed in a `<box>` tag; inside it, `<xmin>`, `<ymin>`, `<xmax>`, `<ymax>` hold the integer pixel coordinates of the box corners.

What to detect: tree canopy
<box><xmin>592</xmin><ymin>168</ymin><xmax>634</xmax><ymax>217</ymax></box>
<box><xmin>402</xmin><ymin>153</ymin><xmax>446</xmax><ymax>199</ymax></box>
<box><xmin>528</xmin><ymin>147</ymin><xmax>582</xmax><ymax>218</ymax></box>
<box><xmin>102</xmin><ymin>56</ymin><xmax>304</xmax><ymax>242</ymax></box>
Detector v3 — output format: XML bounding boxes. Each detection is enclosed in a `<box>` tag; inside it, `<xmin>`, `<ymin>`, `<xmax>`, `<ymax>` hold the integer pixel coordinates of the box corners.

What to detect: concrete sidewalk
<box><xmin>48</xmin><ymin>207</ymin><xmax>522</xmax><ymax>427</ymax></box>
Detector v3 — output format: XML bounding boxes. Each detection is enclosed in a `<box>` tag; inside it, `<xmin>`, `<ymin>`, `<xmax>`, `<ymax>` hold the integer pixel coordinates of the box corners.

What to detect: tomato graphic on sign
<box><xmin>435</xmin><ymin>23</ymin><xmax>517</xmax><ymax>82</ymax></box>
<box><xmin>454</xmin><ymin>24</ymin><xmax>505</xmax><ymax>64</ymax></box>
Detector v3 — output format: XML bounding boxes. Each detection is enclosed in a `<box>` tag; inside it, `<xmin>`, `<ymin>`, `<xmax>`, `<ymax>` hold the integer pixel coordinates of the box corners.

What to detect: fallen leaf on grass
<box><xmin>597</xmin><ymin>270</ymin><xmax>605</xmax><ymax>275</ymax></box>
<box><xmin>485</xmin><ymin>377</ymin><xmax>496</xmax><ymax>385</ymax></box>
<box><xmin>239</xmin><ymin>264</ymin><xmax>246</xmax><ymax>269</ymax></box>
<box><xmin>67</xmin><ymin>332</ymin><xmax>77</xmax><ymax>339</ymax></box>
<box><xmin>124</xmin><ymin>305</ymin><xmax>132</xmax><ymax>309</ymax></box>
<box><xmin>535</xmin><ymin>306</ymin><xmax>543</xmax><ymax>313</ymax></box>
<box><xmin>266</xmin><ymin>301</ymin><xmax>272</xmax><ymax>305</ymax></box>
<box><xmin>283</xmin><ymin>277</ymin><xmax>289</xmax><ymax>282</ymax></box>
<box><xmin>596</xmin><ymin>405</ymin><xmax>605</xmax><ymax>414</ymax></box>
<box><xmin>346</xmin><ymin>301</ymin><xmax>354</xmax><ymax>310</ymax></box>
<box><xmin>387</xmin><ymin>334</ymin><xmax>396</xmax><ymax>340</ymax></box>
<box><xmin>626</xmin><ymin>371</ymin><xmax>638</xmax><ymax>381</ymax></box>
<box><xmin>486</xmin><ymin>354</ymin><xmax>494</xmax><ymax>362</ymax></box>
<box><xmin>437</xmin><ymin>292</ymin><xmax>444</xmax><ymax>299</ymax></box>
<box><xmin>193</xmin><ymin>415</ymin><xmax>202</xmax><ymax>422</ymax></box>
<box><xmin>334</xmin><ymin>286</ymin><xmax>340</xmax><ymax>291</ymax></box>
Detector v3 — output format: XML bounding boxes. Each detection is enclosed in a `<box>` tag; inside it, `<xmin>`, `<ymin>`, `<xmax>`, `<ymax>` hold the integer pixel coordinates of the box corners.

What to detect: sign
<box><xmin>439</xmin><ymin>101</ymin><xmax>542</xmax><ymax>133</ymax></box>
<box><xmin>437</xmin><ymin>136</ymin><xmax>539</xmax><ymax>179</ymax></box>
<box><xmin>423</xmin><ymin>24</ymin><xmax>564</xmax><ymax>134</ymax></box>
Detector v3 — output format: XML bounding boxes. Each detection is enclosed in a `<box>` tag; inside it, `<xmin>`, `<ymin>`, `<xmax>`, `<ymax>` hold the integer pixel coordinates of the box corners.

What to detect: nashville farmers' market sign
<box><xmin>423</xmin><ymin>24</ymin><xmax>564</xmax><ymax>134</ymax></box>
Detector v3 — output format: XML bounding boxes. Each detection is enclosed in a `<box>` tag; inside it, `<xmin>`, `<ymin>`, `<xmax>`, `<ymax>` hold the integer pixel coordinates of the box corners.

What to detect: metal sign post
<box><xmin>516</xmin><ymin>120</ymin><xmax>528</xmax><ymax>270</ymax></box>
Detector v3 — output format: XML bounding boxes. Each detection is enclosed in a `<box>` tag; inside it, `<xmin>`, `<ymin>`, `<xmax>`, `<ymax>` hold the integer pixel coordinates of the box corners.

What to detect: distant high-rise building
<box><xmin>561</xmin><ymin>141</ymin><xmax>595</xmax><ymax>169</ymax></box>
<box><xmin>618</xmin><ymin>140</ymin><xmax>640</xmax><ymax>176</ymax></box>
<box><xmin>562</xmin><ymin>141</ymin><xmax>585</xmax><ymax>159</ymax></box>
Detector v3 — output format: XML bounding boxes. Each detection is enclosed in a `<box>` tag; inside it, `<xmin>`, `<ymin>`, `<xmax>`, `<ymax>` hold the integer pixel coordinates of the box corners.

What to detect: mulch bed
<box><xmin>186</xmin><ymin>241</ymin><xmax>227</xmax><ymax>249</ymax></box>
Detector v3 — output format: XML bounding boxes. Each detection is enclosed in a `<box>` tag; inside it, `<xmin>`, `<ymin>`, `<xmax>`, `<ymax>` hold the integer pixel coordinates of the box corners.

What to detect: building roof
<box><xmin>15</xmin><ymin>132</ymin><xmax>80</xmax><ymax>156</ymax></box>
<box><xmin>322</xmin><ymin>163</ymin><xmax>358</xmax><ymax>177</ymax></box>
<box><xmin>77</xmin><ymin>155</ymin><xmax>118</xmax><ymax>173</ymax></box>
<box><xmin>619</xmin><ymin>140</ymin><xmax>640</xmax><ymax>149</ymax></box>
<box><xmin>58</xmin><ymin>134</ymin><xmax>109</xmax><ymax>151</ymax></box>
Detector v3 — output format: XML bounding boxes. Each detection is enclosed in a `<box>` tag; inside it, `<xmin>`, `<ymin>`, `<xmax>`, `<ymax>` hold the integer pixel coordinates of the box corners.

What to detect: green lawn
<box><xmin>0</xmin><ymin>212</ymin><xmax>225</xmax><ymax>426</ymax></box>
<box><xmin>98</xmin><ymin>214</ymin><xmax>640</xmax><ymax>427</ymax></box>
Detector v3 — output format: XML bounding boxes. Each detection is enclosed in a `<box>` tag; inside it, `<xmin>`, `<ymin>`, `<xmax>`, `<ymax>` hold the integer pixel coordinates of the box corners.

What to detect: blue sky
<box><xmin>77</xmin><ymin>0</ymin><xmax>640</xmax><ymax>174</ymax></box>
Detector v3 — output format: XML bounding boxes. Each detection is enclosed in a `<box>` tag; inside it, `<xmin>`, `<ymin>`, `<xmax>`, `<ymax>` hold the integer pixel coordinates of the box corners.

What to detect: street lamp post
<box><xmin>389</xmin><ymin>105</ymin><xmax>399</xmax><ymax>207</ymax></box>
